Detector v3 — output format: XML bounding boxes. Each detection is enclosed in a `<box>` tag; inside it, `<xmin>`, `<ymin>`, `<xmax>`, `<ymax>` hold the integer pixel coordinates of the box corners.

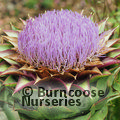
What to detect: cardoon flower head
<box><xmin>1</xmin><ymin>8</ymin><xmax>120</xmax><ymax>120</ymax></box>
<box><xmin>18</xmin><ymin>10</ymin><xmax>101</xmax><ymax>71</ymax></box>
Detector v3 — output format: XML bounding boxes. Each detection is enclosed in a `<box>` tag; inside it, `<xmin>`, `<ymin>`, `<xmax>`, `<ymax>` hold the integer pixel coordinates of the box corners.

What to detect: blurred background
<box><xmin>0</xmin><ymin>0</ymin><xmax>120</xmax><ymax>120</ymax></box>
<box><xmin>0</xmin><ymin>0</ymin><xmax>120</xmax><ymax>38</ymax></box>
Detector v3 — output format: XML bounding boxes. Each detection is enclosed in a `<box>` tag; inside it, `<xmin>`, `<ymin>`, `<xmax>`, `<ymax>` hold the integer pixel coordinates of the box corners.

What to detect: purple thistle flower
<box><xmin>18</xmin><ymin>10</ymin><xmax>101</xmax><ymax>71</ymax></box>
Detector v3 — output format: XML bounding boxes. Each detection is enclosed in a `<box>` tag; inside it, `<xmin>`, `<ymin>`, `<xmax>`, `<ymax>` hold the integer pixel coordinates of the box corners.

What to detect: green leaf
<box><xmin>106</xmin><ymin>87</ymin><xmax>119</xmax><ymax>99</ymax></box>
<box><xmin>98</xmin><ymin>57</ymin><xmax>120</xmax><ymax>69</ymax></box>
<box><xmin>0</xmin><ymin>49</ymin><xmax>15</xmax><ymax>58</ymax></box>
<box><xmin>90</xmin><ymin>74</ymin><xmax>110</xmax><ymax>83</ymax></box>
<box><xmin>37</xmin><ymin>106</ymin><xmax>76</xmax><ymax>120</ymax></box>
<box><xmin>0</xmin><ymin>86</ymin><xmax>14</xmax><ymax>105</ymax></box>
<box><xmin>3</xmin><ymin>58</ymin><xmax>19</xmax><ymax>66</ymax></box>
<box><xmin>102</xmin><ymin>69</ymin><xmax>111</xmax><ymax>75</ymax></box>
<box><xmin>98</xmin><ymin>18</ymin><xmax>108</xmax><ymax>34</ymax></box>
<box><xmin>0</xmin><ymin>86</ymin><xmax>20</xmax><ymax>120</ymax></box>
<box><xmin>74</xmin><ymin>112</ymin><xmax>91</xmax><ymax>120</ymax></box>
<box><xmin>0</xmin><ymin>65</ymin><xmax>25</xmax><ymax>77</ymax></box>
<box><xmin>3</xmin><ymin>104</ymin><xmax>18</xmax><ymax>120</ymax></box>
<box><xmin>90</xmin><ymin>104</ymin><xmax>108</xmax><ymax>120</ymax></box>
<box><xmin>0</xmin><ymin>44</ymin><xmax>13</xmax><ymax>51</ymax></box>
<box><xmin>108</xmin><ymin>49</ymin><xmax>120</xmax><ymax>58</ymax></box>
<box><xmin>0</xmin><ymin>111</ymin><xmax>8</xmax><ymax>120</ymax></box>
<box><xmin>13</xmin><ymin>83</ymin><xmax>92</xmax><ymax>120</ymax></box>
<box><xmin>0</xmin><ymin>62</ymin><xmax>9</xmax><ymax>73</ymax></box>
<box><xmin>3</xmin><ymin>30</ymin><xmax>18</xmax><ymax>38</ymax></box>
<box><xmin>96</xmin><ymin>75</ymin><xmax>108</xmax><ymax>92</ymax></box>
<box><xmin>13</xmin><ymin>77</ymin><xmax>34</xmax><ymax>94</ymax></box>
<box><xmin>112</xmin><ymin>42</ymin><xmax>120</xmax><ymax>48</ymax></box>
<box><xmin>107</xmin><ymin>67</ymin><xmax>120</xmax><ymax>87</ymax></box>
<box><xmin>105</xmin><ymin>38</ymin><xmax>120</xmax><ymax>47</ymax></box>
<box><xmin>2</xmin><ymin>36</ymin><xmax>18</xmax><ymax>48</ymax></box>
<box><xmin>113</xmin><ymin>82</ymin><xmax>120</xmax><ymax>92</ymax></box>
<box><xmin>79</xmin><ymin>80</ymin><xmax>90</xmax><ymax>90</ymax></box>
<box><xmin>99</xmin><ymin>27</ymin><xmax>118</xmax><ymax>47</ymax></box>
<box><xmin>10</xmin><ymin>23</ymin><xmax>20</xmax><ymax>31</ymax></box>
<box><xmin>3</xmin><ymin>75</ymin><xmax>17</xmax><ymax>87</ymax></box>
<box><xmin>107</xmin><ymin>97</ymin><xmax>120</xmax><ymax>120</ymax></box>
<box><xmin>91</xmin><ymin>98</ymin><xmax>107</xmax><ymax>112</ymax></box>
<box><xmin>112</xmin><ymin>69</ymin><xmax>120</xmax><ymax>92</ymax></box>
<box><xmin>18</xmin><ymin>109</ymin><xmax>45</xmax><ymax>120</ymax></box>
